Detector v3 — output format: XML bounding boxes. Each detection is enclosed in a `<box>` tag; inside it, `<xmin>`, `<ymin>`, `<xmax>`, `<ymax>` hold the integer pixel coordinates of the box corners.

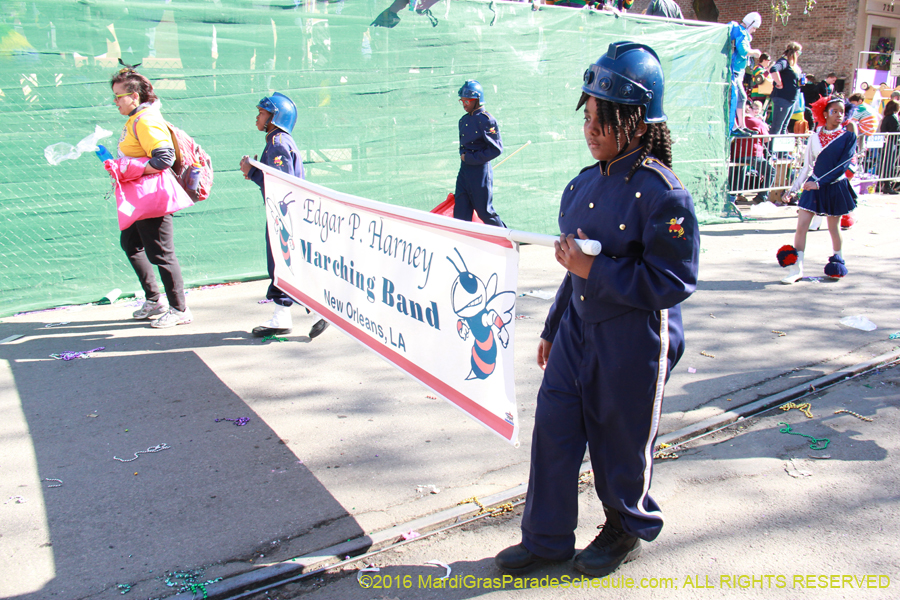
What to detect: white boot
<box><xmin>781</xmin><ymin>251</ymin><xmax>804</xmax><ymax>284</ymax></box>
<box><xmin>252</xmin><ymin>304</ymin><xmax>292</xmax><ymax>336</ymax></box>
<box><xmin>809</xmin><ymin>215</ymin><xmax>824</xmax><ymax>231</ymax></box>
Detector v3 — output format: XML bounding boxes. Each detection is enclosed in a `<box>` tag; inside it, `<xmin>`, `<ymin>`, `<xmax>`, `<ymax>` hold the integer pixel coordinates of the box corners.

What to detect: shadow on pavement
<box><xmin>0</xmin><ymin>324</ymin><xmax>365</xmax><ymax>600</ymax></box>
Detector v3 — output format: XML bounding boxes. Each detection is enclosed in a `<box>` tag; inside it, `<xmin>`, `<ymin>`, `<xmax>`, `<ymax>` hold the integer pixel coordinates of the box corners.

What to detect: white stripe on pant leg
<box><xmin>635</xmin><ymin>308</ymin><xmax>668</xmax><ymax>520</ymax></box>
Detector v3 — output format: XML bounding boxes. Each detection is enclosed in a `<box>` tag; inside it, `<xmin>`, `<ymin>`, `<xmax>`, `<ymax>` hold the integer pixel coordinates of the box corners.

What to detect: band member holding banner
<box><xmin>240</xmin><ymin>92</ymin><xmax>329</xmax><ymax>339</ymax></box>
<box><xmin>495</xmin><ymin>42</ymin><xmax>699</xmax><ymax>578</ymax></box>
<box><xmin>455</xmin><ymin>80</ymin><xmax>505</xmax><ymax>227</ymax></box>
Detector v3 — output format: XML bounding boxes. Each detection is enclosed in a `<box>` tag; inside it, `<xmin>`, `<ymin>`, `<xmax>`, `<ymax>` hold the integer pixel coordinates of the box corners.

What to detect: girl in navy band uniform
<box><xmin>495</xmin><ymin>41</ymin><xmax>700</xmax><ymax>579</ymax></box>
<box><xmin>777</xmin><ymin>94</ymin><xmax>858</xmax><ymax>284</ymax></box>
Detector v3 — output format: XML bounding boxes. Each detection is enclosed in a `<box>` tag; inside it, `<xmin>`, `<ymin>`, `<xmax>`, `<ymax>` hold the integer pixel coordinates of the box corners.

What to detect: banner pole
<box><xmin>493</xmin><ymin>140</ymin><xmax>531</xmax><ymax>170</ymax></box>
<box><xmin>507</xmin><ymin>229</ymin><xmax>601</xmax><ymax>256</ymax></box>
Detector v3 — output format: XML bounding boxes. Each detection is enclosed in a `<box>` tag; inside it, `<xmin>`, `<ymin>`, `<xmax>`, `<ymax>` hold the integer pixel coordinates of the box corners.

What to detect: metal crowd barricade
<box><xmin>727</xmin><ymin>133</ymin><xmax>808</xmax><ymax>203</ymax></box>
<box><xmin>727</xmin><ymin>130</ymin><xmax>900</xmax><ymax>202</ymax></box>
<box><xmin>857</xmin><ymin>131</ymin><xmax>900</xmax><ymax>194</ymax></box>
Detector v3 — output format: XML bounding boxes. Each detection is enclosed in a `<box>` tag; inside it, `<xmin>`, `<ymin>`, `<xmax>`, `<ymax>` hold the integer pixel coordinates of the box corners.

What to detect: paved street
<box><xmin>1</xmin><ymin>196</ymin><xmax>899</xmax><ymax>600</ymax></box>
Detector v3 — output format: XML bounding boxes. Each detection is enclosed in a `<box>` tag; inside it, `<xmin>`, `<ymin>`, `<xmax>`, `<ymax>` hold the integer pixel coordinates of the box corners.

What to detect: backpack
<box><xmin>132</xmin><ymin>113</ymin><xmax>213</xmax><ymax>201</ymax></box>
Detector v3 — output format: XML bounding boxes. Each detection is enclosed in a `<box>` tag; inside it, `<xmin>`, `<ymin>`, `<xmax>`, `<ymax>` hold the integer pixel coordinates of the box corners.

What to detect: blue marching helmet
<box><xmin>582</xmin><ymin>41</ymin><xmax>666</xmax><ymax>123</ymax></box>
<box><xmin>458</xmin><ymin>80</ymin><xmax>484</xmax><ymax>104</ymax></box>
<box><xmin>257</xmin><ymin>91</ymin><xmax>298</xmax><ymax>133</ymax></box>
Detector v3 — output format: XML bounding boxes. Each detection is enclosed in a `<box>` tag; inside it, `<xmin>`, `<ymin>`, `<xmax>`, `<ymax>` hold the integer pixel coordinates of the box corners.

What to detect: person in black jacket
<box><xmin>879</xmin><ymin>99</ymin><xmax>900</xmax><ymax>194</ymax></box>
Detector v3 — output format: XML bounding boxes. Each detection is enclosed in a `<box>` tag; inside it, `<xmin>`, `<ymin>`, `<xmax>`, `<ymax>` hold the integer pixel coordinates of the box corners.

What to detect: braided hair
<box><xmin>576</xmin><ymin>92</ymin><xmax>674</xmax><ymax>182</ymax></box>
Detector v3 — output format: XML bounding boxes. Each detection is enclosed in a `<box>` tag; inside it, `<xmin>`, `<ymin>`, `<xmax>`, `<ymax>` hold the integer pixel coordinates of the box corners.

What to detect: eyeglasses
<box><xmin>113</xmin><ymin>91</ymin><xmax>134</xmax><ymax>101</ymax></box>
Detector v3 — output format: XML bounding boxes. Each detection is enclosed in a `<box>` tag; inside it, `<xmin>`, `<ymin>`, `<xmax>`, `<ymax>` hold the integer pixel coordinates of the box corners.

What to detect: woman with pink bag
<box><xmin>108</xmin><ymin>66</ymin><xmax>193</xmax><ymax>328</ymax></box>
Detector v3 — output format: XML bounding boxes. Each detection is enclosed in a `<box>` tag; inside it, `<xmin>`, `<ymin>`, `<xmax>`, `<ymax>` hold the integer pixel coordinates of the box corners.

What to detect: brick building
<box><xmin>655</xmin><ymin>0</ymin><xmax>899</xmax><ymax>90</ymax></box>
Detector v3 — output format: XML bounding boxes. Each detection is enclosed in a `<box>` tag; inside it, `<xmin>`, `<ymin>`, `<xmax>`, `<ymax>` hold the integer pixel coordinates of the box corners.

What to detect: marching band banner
<box><xmin>255</xmin><ymin>162</ymin><xmax>520</xmax><ymax>445</ymax></box>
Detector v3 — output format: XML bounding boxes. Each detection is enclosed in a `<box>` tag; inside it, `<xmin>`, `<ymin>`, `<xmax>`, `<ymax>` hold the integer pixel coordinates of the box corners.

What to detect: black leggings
<box><xmin>120</xmin><ymin>215</ymin><xmax>186</xmax><ymax>312</ymax></box>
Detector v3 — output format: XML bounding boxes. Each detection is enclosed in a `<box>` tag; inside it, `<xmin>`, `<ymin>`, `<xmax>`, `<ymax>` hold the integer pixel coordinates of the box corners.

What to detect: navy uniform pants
<box><xmin>265</xmin><ymin>227</ymin><xmax>293</xmax><ymax>307</ymax></box>
<box><xmin>521</xmin><ymin>305</ymin><xmax>684</xmax><ymax>560</ymax></box>
<box><xmin>454</xmin><ymin>163</ymin><xmax>504</xmax><ymax>227</ymax></box>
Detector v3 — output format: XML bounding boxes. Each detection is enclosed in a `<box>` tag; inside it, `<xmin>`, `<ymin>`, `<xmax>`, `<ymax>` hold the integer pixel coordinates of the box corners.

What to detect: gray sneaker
<box><xmin>133</xmin><ymin>300</ymin><xmax>168</xmax><ymax>319</ymax></box>
<box><xmin>150</xmin><ymin>307</ymin><xmax>193</xmax><ymax>328</ymax></box>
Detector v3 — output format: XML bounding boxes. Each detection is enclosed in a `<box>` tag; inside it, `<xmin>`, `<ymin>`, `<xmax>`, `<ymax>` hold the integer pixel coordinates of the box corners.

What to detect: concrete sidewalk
<box><xmin>1</xmin><ymin>195</ymin><xmax>898</xmax><ymax>600</ymax></box>
<box><xmin>274</xmin><ymin>361</ymin><xmax>900</xmax><ymax>600</ymax></box>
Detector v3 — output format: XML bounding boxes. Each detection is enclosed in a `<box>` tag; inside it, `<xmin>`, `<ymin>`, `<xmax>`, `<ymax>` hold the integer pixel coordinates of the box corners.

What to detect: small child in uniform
<box><xmin>495</xmin><ymin>42</ymin><xmax>700</xmax><ymax>578</ymax></box>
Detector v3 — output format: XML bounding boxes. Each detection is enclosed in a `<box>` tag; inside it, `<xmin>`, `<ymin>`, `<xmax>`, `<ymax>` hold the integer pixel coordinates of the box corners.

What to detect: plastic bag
<box><xmin>838</xmin><ymin>315</ymin><xmax>877</xmax><ymax>331</ymax></box>
<box><xmin>45</xmin><ymin>125</ymin><xmax>113</xmax><ymax>165</ymax></box>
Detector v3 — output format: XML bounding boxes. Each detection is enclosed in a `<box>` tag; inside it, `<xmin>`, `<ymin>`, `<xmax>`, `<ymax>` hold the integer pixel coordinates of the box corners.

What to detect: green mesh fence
<box><xmin>0</xmin><ymin>0</ymin><xmax>730</xmax><ymax>317</ymax></box>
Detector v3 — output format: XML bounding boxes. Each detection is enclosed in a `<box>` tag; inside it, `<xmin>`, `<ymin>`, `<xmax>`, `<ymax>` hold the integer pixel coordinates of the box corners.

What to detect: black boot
<box><xmin>573</xmin><ymin>507</ymin><xmax>642</xmax><ymax>577</ymax></box>
<box><xmin>494</xmin><ymin>543</ymin><xmax>559</xmax><ymax>575</ymax></box>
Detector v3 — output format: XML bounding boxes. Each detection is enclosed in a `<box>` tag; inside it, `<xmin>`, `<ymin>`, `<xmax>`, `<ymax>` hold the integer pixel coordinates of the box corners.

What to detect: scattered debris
<box><xmin>687</xmin><ymin>367</ymin><xmax>697</xmax><ymax>373</ymax></box>
<box><xmin>834</xmin><ymin>409</ymin><xmax>873</xmax><ymax>422</ymax></box>
<box><xmin>456</xmin><ymin>496</ymin><xmax>513</xmax><ymax>517</ymax></box>
<box><xmin>700</xmin><ymin>351</ymin><xmax>716</xmax><ymax>358</ymax></box>
<box><xmin>839</xmin><ymin>315</ymin><xmax>877</xmax><ymax>331</ymax></box>
<box><xmin>772</xmin><ymin>330</ymin><xmax>786</xmax><ymax>337</ymax></box>
<box><xmin>116</xmin><ymin>583</ymin><xmax>132</xmax><ymax>595</ymax></box>
<box><xmin>654</xmin><ymin>443</ymin><xmax>679</xmax><ymax>460</ymax></box>
<box><xmin>215</xmin><ymin>417</ymin><xmax>250</xmax><ymax>426</ymax></box>
<box><xmin>357</xmin><ymin>565</ymin><xmax>380</xmax><ymax>587</ymax></box>
<box><xmin>514</xmin><ymin>314</ymin><xmax>532</xmax><ymax>320</ymax></box>
<box><xmin>778</xmin><ymin>422</ymin><xmax>829</xmax><ymax>450</ymax></box>
<box><xmin>521</xmin><ymin>289</ymin><xmax>556</xmax><ymax>300</ymax></box>
<box><xmin>42</xmin><ymin>322</ymin><xmax>70</xmax><ymax>328</ymax></box>
<box><xmin>779</xmin><ymin>401</ymin><xmax>813</xmax><ymax>418</ymax></box>
<box><xmin>42</xmin><ymin>478</ymin><xmax>63</xmax><ymax>488</ymax></box>
<box><xmin>425</xmin><ymin>559</ymin><xmax>452</xmax><ymax>580</ymax></box>
<box><xmin>889</xmin><ymin>331</ymin><xmax>900</xmax><ymax>340</ymax></box>
<box><xmin>113</xmin><ymin>443</ymin><xmax>171</xmax><ymax>462</ymax></box>
<box><xmin>261</xmin><ymin>335</ymin><xmax>287</xmax><ymax>342</ymax></box>
<box><xmin>5</xmin><ymin>496</ymin><xmax>26</xmax><ymax>504</ymax></box>
<box><xmin>400</xmin><ymin>530</ymin><xmax>420</xmax><ymax>541</ymax></box>
<box><xmin>50</xmin><ymin>347</ymin><xmax>105</xmax><ymax>361</ymax></box>
<box><xmin>164</xmin><ymin>569</ymin><xmax>222</xmax><ymax>599</ymax></box>
<box><xmin>784</xmin><ymin>458</ymin><xmax>813</xmax><ymax>478</ymax></box>
<box><xmin>416</xmin><ymin>484</ymin><xmax>441</xmax><ymax>495</ymax></box>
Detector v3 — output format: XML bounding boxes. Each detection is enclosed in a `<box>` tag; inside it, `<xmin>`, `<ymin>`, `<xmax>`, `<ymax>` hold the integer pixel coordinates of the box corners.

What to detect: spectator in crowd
<box><xmin>731</xmin><ymin>100</ymin><xmax>774</xmax><ymax>203</ymax></box>
<box><xmin>372</xmin><ymin>0</ymin><xmax>442</xmax><ymax>27</ymax></box>
<box><xmin>728</xmin><ymin>12</ymin><xmax>762</xmax><ymax>134</ymax></box>
<box><xmin>646</xmin><ymin>0</ymin><xmax>683</xmax><ymax>18</ymax></box>
<box><xmin>878</xmin><ymin>99</ymin><xmax>900</xmax><ymax>194</ymax></box>
<box><xmin>815</xmin><ymin>73</ymin><xmax>837</xmax><ymax>100</ymax></box>
<box><xmin>769</xmin><ymin>42</ymin><xmax>804</xmax><ymax>136</ymax></box>
<box><xmin>749</xmin><ymin>53</ymin><xmax>772</xmax><ymax>103</ymax></box>
<box><xmin>891</xmin><ymin>90</ymin><xmax>900</xmax><ymax>103</ymax></box>
<box><xmin>847</xmin><ymin>92</ymin><xmax>879</xmax><ymax>136</ymax></box>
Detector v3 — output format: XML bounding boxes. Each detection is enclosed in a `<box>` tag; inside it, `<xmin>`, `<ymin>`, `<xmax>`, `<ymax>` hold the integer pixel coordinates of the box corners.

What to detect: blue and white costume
<box><xmin>788</xmin><ymin>127</ymin><xmax>858</xmax><ymax>217</ymax></box>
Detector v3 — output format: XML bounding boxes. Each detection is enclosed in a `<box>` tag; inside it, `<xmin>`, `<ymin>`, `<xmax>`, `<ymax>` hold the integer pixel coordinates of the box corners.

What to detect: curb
<box><xmin>175</xmin><ymin>348</ymin><xmax>900</xmax><ymax>600</ymax></box>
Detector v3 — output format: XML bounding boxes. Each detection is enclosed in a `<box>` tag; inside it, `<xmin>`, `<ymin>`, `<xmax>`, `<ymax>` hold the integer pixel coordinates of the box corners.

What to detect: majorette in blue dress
<box><xmin>789</xmin><ymin>126</ymin><xmax>858</xmax><ymax>217</ymax></box>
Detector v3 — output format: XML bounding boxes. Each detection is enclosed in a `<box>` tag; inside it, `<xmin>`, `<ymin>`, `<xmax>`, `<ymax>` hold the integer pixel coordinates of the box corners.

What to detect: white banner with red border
<box><xmin>255</xmin><ymin>161</ymin><xmax>521</xmax><ymax>444</ymax></box>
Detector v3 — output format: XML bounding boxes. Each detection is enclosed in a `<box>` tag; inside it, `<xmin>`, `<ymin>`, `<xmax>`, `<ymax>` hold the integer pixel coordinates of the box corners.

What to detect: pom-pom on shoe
<box><xmin>841</xmin><ymin>214</ymin><xmax>855</xmax><ymax>230</ymax></box>
<box><xmin>824</xmin><ymin>255</ymin><xmax>848</xmax><ymax>279</ymax></box>
<box><xmin>777</xmin><ymin>245</ymin><xmax>798</xmax><ymax>267</ymax></box>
